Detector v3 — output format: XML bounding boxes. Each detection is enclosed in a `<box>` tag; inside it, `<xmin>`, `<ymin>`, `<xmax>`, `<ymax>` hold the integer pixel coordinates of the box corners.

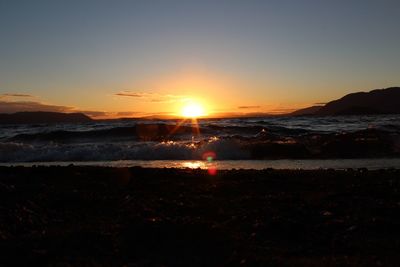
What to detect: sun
<box><xmin>181</xmin><ymin>102</ymin><xmax>205</xmax><ymax>118</ymax></box>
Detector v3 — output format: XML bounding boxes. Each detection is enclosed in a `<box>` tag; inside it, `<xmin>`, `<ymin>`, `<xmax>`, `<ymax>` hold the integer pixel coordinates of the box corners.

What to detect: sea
<box><xmin>1</xmin><ymin>115</ymin><xmax>400</xmax><ymax>169</ymax></box>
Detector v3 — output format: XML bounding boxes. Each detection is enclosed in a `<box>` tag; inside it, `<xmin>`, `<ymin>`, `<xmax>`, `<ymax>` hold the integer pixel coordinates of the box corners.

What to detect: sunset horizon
<box><xmin>2</xmin><ymin>1</ymin><xmax>400</xmax><ymax>119</ymax></box>
<box><xmin>1</xmin><ymin>85</ymin><xmax>399</xmax><ymax>119</ymax></box>
<box><xmin>2</xmin><ymin>1</ymin><xmax>400</xmax><ymax>266</ymax></box>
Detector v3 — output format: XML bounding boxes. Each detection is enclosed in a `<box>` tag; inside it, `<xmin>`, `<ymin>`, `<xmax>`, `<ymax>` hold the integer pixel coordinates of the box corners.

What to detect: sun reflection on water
<box><xmin>181</xmin><ymin>161</ymin><xmax>206</xmax><ymax>169</ymax></box>
<box><xmin>179</xmin><ymin>160</ymin><xmax>218</xmax><ymax>175</ymax></box>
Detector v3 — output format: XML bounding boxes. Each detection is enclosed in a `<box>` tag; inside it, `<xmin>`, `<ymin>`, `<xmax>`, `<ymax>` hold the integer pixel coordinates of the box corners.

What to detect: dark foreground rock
<box><xmin>1</xmin><ymin>166</ymin><xmax>400</xmax><ymax>266</ymax></box>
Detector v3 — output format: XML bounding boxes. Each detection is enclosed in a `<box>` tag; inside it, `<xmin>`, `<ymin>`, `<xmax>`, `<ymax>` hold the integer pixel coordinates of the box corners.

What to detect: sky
<box><xmin>1</xmin><ymin>0</ymin><xmax>400</xmax><ymax>118</ymax></box>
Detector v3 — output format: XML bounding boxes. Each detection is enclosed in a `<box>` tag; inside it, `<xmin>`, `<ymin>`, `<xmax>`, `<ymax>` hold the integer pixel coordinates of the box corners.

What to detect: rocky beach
<box><xmin>1</xmin><ymin>166</ymin><xmax>399</xmax><ymax>266</ymax></box>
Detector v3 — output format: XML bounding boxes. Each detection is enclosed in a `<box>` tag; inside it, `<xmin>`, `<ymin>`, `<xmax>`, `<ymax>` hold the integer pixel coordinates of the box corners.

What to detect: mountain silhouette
<box><xmin>289</xmin><ymin>105</ymin><xmax>322</xmax><ymax>116</ymax></box>
<box><xmin>0</xmin><ymin>112</ymin><xmax>93</xmax><ymax>124</ymax></box>
<box><xmin>291</xmin><ymin>87</ymin><xmax>400</xmax><ymax>116</ymax></box>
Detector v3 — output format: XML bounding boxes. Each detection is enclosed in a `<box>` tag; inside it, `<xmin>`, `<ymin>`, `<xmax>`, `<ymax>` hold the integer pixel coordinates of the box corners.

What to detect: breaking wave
<box><xmin>1</xmin><ymin>115</ymin><xmax>400</xmax><ymax>162</ymax></box>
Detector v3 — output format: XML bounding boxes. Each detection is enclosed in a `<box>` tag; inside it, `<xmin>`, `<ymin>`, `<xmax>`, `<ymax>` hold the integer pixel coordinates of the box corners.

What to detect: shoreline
<box><xmin>1</xmin><ymin>157</ymin><xmax>400</xmax><ymax>170</ymax></box>
<box><xmin>1</xmin><ymin>166</ymin><xmax>400</xmax><ymax>266</ymax></box>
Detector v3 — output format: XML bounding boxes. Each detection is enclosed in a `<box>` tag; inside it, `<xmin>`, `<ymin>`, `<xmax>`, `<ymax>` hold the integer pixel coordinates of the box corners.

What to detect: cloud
<box><xmin>267</xmin><ymin>107</ymin><xmax>298</xmax><ymax>114</ymax></box>
<box><xmin>114</xmin><ymin>92</ymin><xmax>152</xmax><ymax>98</ymax></box>
<box><xmin>238</xmin><ymin>105</ymin><xmax>260</xmax><ymax>109</ymax></box>
<box><xmin>0</xmin><ymin>93</ymin><xmax>34</xmax><ymax>99</ymax></box>
<box><xmin>115</xmin><ymin>111</ymin><xmax>143</xmax><ymax>117</ymax></box>
<box><xmin>115</xmin><ymin>91</ymin><xmax>189</xmax><ymax>103</ymax></box>
<box><xmin>79</xmin><ymin>110</ymin><xmax>109</xmax><ymax>118</ymax></box>
<box><xmin>0</xmin><ymin>100</ymin><xmax>74</xmax><ymax>113</ymax></box>
<box><xmin>3</xmin><ymin>93</ymin><xmax>33</xmax><ymax>97</ymax></box>
<box><xmin>0</xmin><ymin>100</ymin><xmax>114</xmax><ymax>119</ymax></box>
<box><xmin>314</xmin><ymin>102</ymin><xmax>327</xmax><ymax>105</ymax></box>
<box><xmin>0</xmin><ymin>92</ymin><xmax>172</xmax><ymax>119</ymax></box>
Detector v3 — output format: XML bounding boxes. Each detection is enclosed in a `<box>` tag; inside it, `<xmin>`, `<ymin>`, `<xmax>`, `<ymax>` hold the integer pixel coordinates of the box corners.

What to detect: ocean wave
<box><xmin>3</xmin><ymin>115</ymin><xmax>400</xmax><ymax>144</ymax></box>
<box><xmin>1</xmin><ymin>129</ymin><xmax>400</xmax><ymax>162</ymax></box>
<box><xmin>0</xmin><ymin>138</ymin><xmax>249</xmax><ymax>162</ymax></box>
<box><xmin>7</xmin><ymin>124</ymin><xmax>202</xmax><ymax>143</ymax></box>
<box><xmin>2</xmin><ymin>115</ymin><xmax>400</xmax><ymax>162</ymax></box>
<box><xmin>5</xmin><ymin>123</ymin><xmax>317</xmax><ymax>144</ymax></box>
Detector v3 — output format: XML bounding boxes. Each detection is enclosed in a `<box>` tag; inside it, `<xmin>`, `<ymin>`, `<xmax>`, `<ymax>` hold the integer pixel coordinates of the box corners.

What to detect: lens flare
<box><xmin>207</xmin><ymin>165</ymin><xmax>217</xmax><ymax>176</ymax></box>
<box><xmin>202</xmin><ymin>151</ymin><xmax>216</xmax><ymax>161</ymax></box>
<box><xmin>202</xmin><ymin>151</ymin><xmax>217</xmax><ymax>175</ymax></box>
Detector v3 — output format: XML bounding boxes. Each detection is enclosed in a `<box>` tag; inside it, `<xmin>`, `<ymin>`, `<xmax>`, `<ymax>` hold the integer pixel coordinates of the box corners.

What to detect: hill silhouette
<box><xmin>0</xmin><ymin>112</ymin><xmax>93</xmax><ymax>124</ymax></box>
<box><xmin>291</xmin><ymin>87</ymin><xmax>400</xmax><ymax>116</ymax></box>
<box><xmin>289</xmin><ymin>106</ymin><xmax>322</xmax><ymax>116</ymax></box>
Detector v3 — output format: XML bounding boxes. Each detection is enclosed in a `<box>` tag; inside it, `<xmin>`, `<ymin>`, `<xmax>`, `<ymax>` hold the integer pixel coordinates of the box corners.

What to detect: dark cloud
<box><xmin>0</xmin><ymin>100</ymin><xmax>112</xmax><ymax>119</ymax></box>
<box><xmin>0</xmin><ymin>91</ymin><xmax>186</xmax><ymax>119</ymax></box>
<box><xmin>0</xmin><ymin>100</ymin><xmax>74</xmax><ymax>113</ymax></box>
<box><xmin>149</xmin><ymin>99</ymin><xmax>164</xmax><ymax>103</ymax></box>
<box><xmin>238</xmin><ymin>105</ymin><xmax>260</xmax><ymax>109</ymax></box>
<box><xmin>115</xmin><ymin>91</ymin><xmax>188</xmax><ymax>103</ymax></box>
<box><xmin>267</xmin><ymin>108</ymin><xmax>297</xmax><ymax>114</ymax></box>
<box><xmin>2</xmin><ymin>93</ymin><xmax>33</xmax><ymax>97</ymax></box>
<box><xmin>115</xmin><ymin>111</ymin><xmax>143</xmax><ymax>117</ymax></box>
<box><xmin>79</xmin><ymin>110</ymin><xmax>109</xmax><ymax>118</ymax></box>
<box><xmin>314</xmin><ymin>102</ymin><xmax>327</xmax><ymax>105</ymax></box>
<box><xmin>114</xmin><ymin>92</ymin><xmax>151</xmax><ymax>97</ymax></box>
<box><xmin>0</xmin><ymin>93</ymin><xmax>34</xmax><ymax>100</ymax></box>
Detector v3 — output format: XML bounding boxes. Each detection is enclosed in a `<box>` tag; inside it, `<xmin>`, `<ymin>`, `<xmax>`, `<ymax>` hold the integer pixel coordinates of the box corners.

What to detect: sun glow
<box><xmin>181</xmin><ymin>102</ymin><xmax>206</xmax><ymax>118</ymax></box>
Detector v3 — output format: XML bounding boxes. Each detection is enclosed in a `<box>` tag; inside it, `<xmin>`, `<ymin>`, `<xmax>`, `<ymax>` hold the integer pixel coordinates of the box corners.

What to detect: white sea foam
<box><xmin>1</xmin><ymin>115</ymin><xmax>400</xmax><ymax>162</ymax></box>
<box><xmin>0</xmin><ymin>138</ymin><xmax>251</xmax><ymax>162</ymax></box>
